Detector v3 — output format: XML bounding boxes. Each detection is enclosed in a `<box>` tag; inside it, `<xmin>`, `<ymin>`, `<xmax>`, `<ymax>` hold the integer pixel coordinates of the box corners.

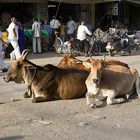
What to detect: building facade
<box><xmin>95</xmin><ymin>0</ymin><xmax>140</xmax><ymax>31</ymax></box>
<box><xmin>48</xmin><ymin>0</ymin><xmax>140</xmax><ymax>31</ymax></box>
<box><xmin>0</xmin><ymin>0</ymin><xmax>139</xmax><ymax>31</ymax></box>
<box><xmin>0</xmin><ymin>0</ymin><xmax>48</xmax><ymax>27</ymax></box>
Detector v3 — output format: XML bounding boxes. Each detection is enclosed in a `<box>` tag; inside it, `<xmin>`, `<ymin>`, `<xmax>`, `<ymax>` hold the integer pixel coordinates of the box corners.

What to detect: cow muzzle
<box><xmin>3</xmin><ymin>76</ymin><xmax>11</xmax><ymax>82</ymax></box>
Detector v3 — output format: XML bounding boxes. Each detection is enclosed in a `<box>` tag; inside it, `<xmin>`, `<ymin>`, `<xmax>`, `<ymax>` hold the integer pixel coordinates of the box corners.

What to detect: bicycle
<box><xmin>53</xmin><ymin>31</ymin><xmax>71</xmax><ymax>54</ymax></box>
<box><xmin>53</xmin><ymin>31</ymin><xmax>63</xmax><ymax>53</ymax></box>
<box><xmin>87</xmin><ymin>34</ymin><xmax>101</xmax><ymax>56</ymax></box>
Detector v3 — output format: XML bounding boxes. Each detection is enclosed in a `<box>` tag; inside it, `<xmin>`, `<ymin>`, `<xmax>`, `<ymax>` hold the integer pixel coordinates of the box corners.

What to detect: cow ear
<box><xmin>83</xmin><ymin>62</ymin><xmax>92</xmax><ymax>69</ymax></box>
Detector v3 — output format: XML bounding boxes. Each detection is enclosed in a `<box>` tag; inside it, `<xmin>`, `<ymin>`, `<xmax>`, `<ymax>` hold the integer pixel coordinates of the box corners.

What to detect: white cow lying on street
<box><xmin>83</xmin><ymin>59</ymin><xmax>140</xmax><ymax>108</ymax></box>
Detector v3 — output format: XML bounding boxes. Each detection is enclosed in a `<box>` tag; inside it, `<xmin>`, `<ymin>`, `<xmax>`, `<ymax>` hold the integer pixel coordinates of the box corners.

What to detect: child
<box><xmin>60</xmin><ymin>22</ymin><xmax>65</xmax><ymax>42</ymax></box>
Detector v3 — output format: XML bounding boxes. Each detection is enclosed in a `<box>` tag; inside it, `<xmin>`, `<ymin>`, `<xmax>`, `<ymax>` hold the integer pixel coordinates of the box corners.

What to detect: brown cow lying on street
<box><xmin>58</xmin><ymin>53</ymin><xmax>129</xmax><ymax>71</ymax></box>
<box><xmin>34</xmin><ymin>54</ymin><xmax>129</xmax><ymax>102</ymax></box>
<box><xmin>3</xmin><ymin>50</ymin><xmax>89</xmax><ymax>103</ymax></box>
<box><xmin>83</xmin><ymin>59</ymin><xmax>140</xmax><ymax>108</ymax></box>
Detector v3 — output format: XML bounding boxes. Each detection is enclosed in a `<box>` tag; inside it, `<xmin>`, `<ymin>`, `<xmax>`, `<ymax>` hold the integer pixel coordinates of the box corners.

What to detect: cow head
<box><xmin>83</xmin><ymin>59</ymin><xmax>105</xmax><ymax>85</ymax></box>
<box><xmin>3</xmin><ymin>49</ymin><xmax>30</xmax><ymax>83</ymax></box>
<box><xmin>58</xmin><ymin>53</ymin><xmax>81</xmax><ymax>65</ymax></box>
<box><xmin>58</xmin><ymin>53</ymin><xmax>89</xmax><ymax>71</ymax></box>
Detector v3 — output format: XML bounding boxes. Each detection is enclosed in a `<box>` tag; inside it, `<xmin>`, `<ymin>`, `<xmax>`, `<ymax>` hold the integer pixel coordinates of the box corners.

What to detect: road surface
<box><xmin>0</xmin><ymin>52</ymin><xmax>140</xmax><ymax>140</ymax></box>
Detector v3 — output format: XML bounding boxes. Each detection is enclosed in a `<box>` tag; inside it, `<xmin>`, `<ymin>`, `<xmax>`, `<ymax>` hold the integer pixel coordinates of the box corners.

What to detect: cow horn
<box><xmin>69</xmin><ymin>52</ymin><xmax>74</xmax><ymax>57</ymax></box>
<box><xmin>74</xmin><ymin>58</ymin><xmax>83</xmax><ymax>63</ymax></box>
<box><xmin>90</xmin><ymin>56</ymin><xmax>94</xmax><ymax>60</ymax></box>
<box><xmin>103</xmin><ymin>54</ymin><xmax>106</xmax><ymax>62</ymax></box>
<box><xmin>22</xmin><ymin>49</ymin><xmax>30</xmax><ymax>60</ymax></box>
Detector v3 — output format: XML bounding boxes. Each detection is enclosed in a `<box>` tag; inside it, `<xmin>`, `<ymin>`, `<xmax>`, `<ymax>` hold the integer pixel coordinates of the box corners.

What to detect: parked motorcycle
<box><xmin>106</xmin><ymin>33</ymin><xmax>138</xmax><ymax>56</ymax></box>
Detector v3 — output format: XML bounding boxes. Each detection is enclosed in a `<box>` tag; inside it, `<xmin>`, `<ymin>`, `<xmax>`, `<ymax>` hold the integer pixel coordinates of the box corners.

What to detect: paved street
<box><xmin>0</xmin><ymin>51</ymin><xmax>140</xmax><ymax>140</ymax></box>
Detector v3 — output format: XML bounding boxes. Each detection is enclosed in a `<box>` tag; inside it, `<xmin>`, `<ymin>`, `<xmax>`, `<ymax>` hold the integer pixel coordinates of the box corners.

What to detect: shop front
<box><xmin>0</xmin><ymin>0</ymin><xmax>47</xmax><ymax>27</ymax></box>
<box><xmin>121</xmin><ymin>0</ymin><xmax>140</xmax><ymax>30</ymax></box>
<box><xmin>0</xmin><ymin>0</ymin><xmax>49</xmax><ymax>52</ymax></box>
<box><xmin>95</xmin><ymin>0</ymin><xmax>140</xmax><ymax>31</ymax></box>
<box><xmin>48</xmin><ymin>0</ymin><xmax>119</xmax><ymax>29</ymax></box>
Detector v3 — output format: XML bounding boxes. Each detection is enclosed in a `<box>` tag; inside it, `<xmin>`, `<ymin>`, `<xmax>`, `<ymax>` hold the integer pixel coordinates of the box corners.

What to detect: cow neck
<box><xmin>25</xmin><ymin>59</ymin><xmax>41</xmax><ymax>68</ymax></box>
<box><xmin>28</xmin><ymin>68</ymin><xmax>37</xmax><ymax>89</ymax></box>
<box><xmin>24</xmin><ymin>59</ymin><xmax>50</xmax><ymax>71</ymax></box>
<box><xmin>23</xmin><ymin>59</ymin><xmax>38</xmax><ymax>89</ymax></box>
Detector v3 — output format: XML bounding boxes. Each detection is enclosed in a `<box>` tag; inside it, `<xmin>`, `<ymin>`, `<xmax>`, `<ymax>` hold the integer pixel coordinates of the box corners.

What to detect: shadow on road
<box><xmin>0</xmin><ymin>136</ymin><xmax>24</xmax><ymax>140</ymax></box>
<box><xmin>27</xmin><ymin>51</ymin><xmax>63</xmax><ymax>60</ymax></box>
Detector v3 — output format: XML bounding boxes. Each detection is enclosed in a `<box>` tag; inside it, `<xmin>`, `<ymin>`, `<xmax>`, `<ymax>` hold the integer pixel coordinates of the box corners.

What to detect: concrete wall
<box><xmin>36</xmin><ymin>1</ymin><xmax>48</xmax><ymax>22</ymax></box>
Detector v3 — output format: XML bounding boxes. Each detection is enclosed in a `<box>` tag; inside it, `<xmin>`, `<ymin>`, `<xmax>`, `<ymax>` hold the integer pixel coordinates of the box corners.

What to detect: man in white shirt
<box><xmin>32</xmin><ymin>18</ymin><xmax>42</xmax><ymax>54</ymax></box>
<box><xmin>77</xmin><ymin>20</ymin><xmax>92</xmax><ymax>56</ymax></box>
<box><xmin>50</xmin><ymin>16</ymin><xmax>61</xmax><ymax>32</ymax></box>
<box><xmin>66</xmin><ymin>16</ymin><xmax>77</xmax><ymax>40</ymax></box>
<box><xmin>7</xmin><ymin>17</ymin><xmax>21</xmax><ymax>60</ymax></box>
<box><xmin>50</xmin><ymin>16</ymin><xmax>61</xmax><ymax>45</ymax></box>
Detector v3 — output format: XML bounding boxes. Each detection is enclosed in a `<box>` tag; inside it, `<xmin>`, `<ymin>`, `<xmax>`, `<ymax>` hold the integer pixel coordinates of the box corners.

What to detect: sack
<box><xmin>4</xmin><ymin>44</ymin><xmax>14</xmax><ymax>58</ymax></box>
<box><xmin>5</xmin><ymin>43</ymin><xmax>14</xmax><ymax>53</ymax></box>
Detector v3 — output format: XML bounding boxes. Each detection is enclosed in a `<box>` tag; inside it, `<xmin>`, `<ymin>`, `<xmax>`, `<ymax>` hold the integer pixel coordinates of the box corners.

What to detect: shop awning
<box><xmin>126</xmin><ymin>0</ymin><xmax>140</xmax><ymax>4</ymax></box>
<box><xmin>0</xmin><ymin>0</ymin><xmax>45</xmax><ymax>3</ymax></box>
<box><xmin>48</xmin><ymin>0</ymin><xmax>119</xmax><ymax>4</ymax></box>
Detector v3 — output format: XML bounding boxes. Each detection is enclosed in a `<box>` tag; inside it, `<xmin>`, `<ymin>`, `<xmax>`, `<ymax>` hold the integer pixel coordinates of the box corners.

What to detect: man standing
<box><xmin>16</xmin><ymin>21</ymin><xmax>25</xmax><ymax>53</ymax></box>
<box><xmin>66</xmin><ymin>16</ymin><xmax>77</xmax><ymax>40</ymax></box>
<box><xmin>7</xmin><ymin>17</ymin><xmax>21</xmax><ymax>60</ymax></box>
<box><xmin>32</xmin><ymin>18</ymin><xmax>42</xmax><ymax>54</ymax></box>
<box><xmin>50</xmin><ymin>16</ymin><xmax>61</xmax><ymax>44</ymax></box>
<box><xmin>77</xmin><ymin>20</ymin><xmax>92</xmax><ymax>56</ymax></box>
<box><xmin>50</xmin><ymin>16</ymin><xmax>61</xmax><ymax>33</ymax></box>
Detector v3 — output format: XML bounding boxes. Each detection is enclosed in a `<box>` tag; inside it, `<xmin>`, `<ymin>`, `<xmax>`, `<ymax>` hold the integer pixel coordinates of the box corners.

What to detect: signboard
<box><xmin>106</xmin><ymin>3</ymin><xmax>118</xmax><ymax>16</ymax></box>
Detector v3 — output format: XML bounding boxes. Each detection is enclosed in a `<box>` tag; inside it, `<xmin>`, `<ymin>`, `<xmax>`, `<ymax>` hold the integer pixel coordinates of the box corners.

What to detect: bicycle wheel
<box><xmin>54</xmin><ymin>38</ymin><xmax>62</xmax><ymax>53</ymax></box>
<box><xmin>92</xmin><ymin>43</ymin><xmax>101</xmax><ymax>55</ymax></box>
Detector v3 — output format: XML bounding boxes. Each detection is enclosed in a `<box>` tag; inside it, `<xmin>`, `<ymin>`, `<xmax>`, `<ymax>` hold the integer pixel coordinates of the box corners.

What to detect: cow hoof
<box><xmin>119</xmin><ymin>98</ymin><xmax>125</xmax><ymax>103</ymax></box>
<box><xmin>31</xmin><ymin>97</ymin><xmax>47</xmax><ymax>103</ymax></box>
<box><xmin>89</xmin><ymin>103</ymin><xmax>96</xmax><ymax>109</ymax></box>
<box><xmin>24</xmin><ymin>92</ymin><xmax>31</xmax><ymax>98</ymax></box>
<box><xmin>31</xmin><ymin>98</ymin><xmax>37</xmax><ymax>103</ymax></box>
